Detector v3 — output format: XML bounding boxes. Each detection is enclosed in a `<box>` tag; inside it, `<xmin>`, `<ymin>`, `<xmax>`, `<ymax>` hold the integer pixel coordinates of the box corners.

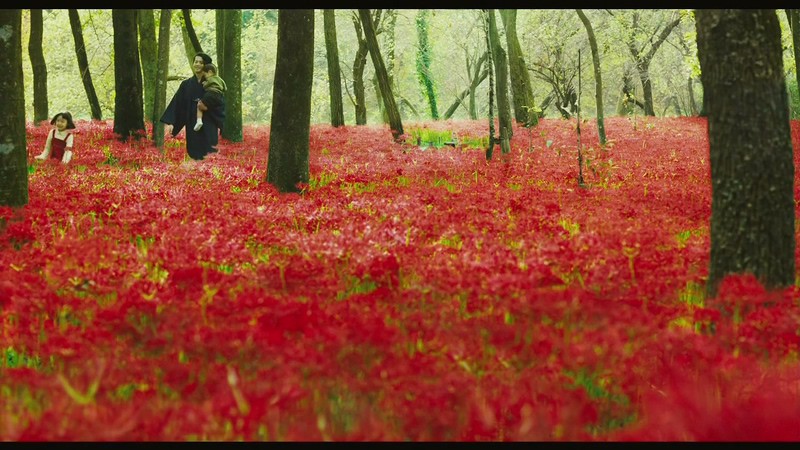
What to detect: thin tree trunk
<box><xmin>443</xmin><ymin>52</ymin><xmax>488</xmax><ymax>120</ymax></box>
<box><xmin>221</xmin><ymin>9</ymin><xmax>242</xmax><ymax>142</ymax></box>
<box><xmin>216</xmin><ymin>10</ymin><xmax>225</xmax><ymax>78</ymax></box>
<box><xmin>358</xmin><ymin>9</ymin><xmax>403</xmax><ymax>140</ymax></box>
<box><xmin>179</xmin><ymin>13</ymin><xmax>196</xmax><ymax>66</ymax></box>
<box><xmin>69</xmin><ymin>9</ymin><xmax>102</xmax><ymax>120</ymax></box>
<box><xmin>576</xmin><ymin>9</ymin><xmax>606</xmax><ymax>145</ymax></box>
<box><xmin>352</xmin><ymin>14</ymin><xmax>368</xmax><ymax>125</ymax></box>
<box><xmin>138</xmin><ymin>9</ymin><xmax>157</xmax><ymax>124</ymax></box>
<box><xmin>182</xmin><ymin>9</ymin><xmax>203</xmax><ymax>54</ymax></box>
<box><xmin>488</xmin><ymin>9</ymin><xmax>512</xmax><ymax>155</ymax></box>
<box><xmin>484</xmin><ymin>10</ymin><xmax>496</xmax><ymax>160</ymax></box>
<box><xmin>267</xmin><ymin>10</ymin><xmax>314</xmax><ymax>194</ymax></box>
<box><xmin>323</xmin><ymin>9</ymin><xmax>345</xmax><ymax>127</ymax></box>
<box><xmin>29</xmin><ymin>9</ymin><xmax>48</xmax><ymax>123</ymax></box>
<box><xmin>415</xmin><ymin>9</ymin><xmax>439</xmax><ymax>120</ymax></box>
<box><xmin>500</xmin><ymin>9</ymin><xmax>536</xmax><ymax>126</ymax></box>
<box><xmin>790</xmin><ymin>10</ymin><xmax>800</xmax><ymax>104</ymax></box>
<box><xmin>153</xmin><ymin>9</ymin><xmax>172</xmax><ymax>150</ymax></box>
<box><xmin>0</xmin><ymin>10</ymin><xmax>27</xmax><ymax>208</ymax></box>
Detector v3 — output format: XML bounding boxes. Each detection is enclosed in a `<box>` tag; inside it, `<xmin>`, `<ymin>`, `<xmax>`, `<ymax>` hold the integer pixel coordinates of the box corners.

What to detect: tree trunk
<box><xmin>617</xmin><ymin>66</ymin><xmax>643</xmax><ymax>115</ymax></box>
<box><xmin>182</xmin><ymin>9</ymin><xmax>203</xmax><ymax>54</ymax></box>
<box><xmin>267</xmin><ymin>9</ymin><xmax>314</xmax><ymax>194</ymax></box>
<box><xmin>488</xmin><ymin>9</ymin><xmax>512</xmax><ymax>155</ymax></box>
<box><xmin>358</xmin><ymin>9</ymin><xmax>403</xmax><ymax>140</ymax></box>
<box><xmin>179</xmin><ymin>13</ymin><xmax>196</xmax><ymax>66</ymax></box>
<box><xmin>153</xmin><ymin>9</ymin><xmax>172</xmax><ymax>150</ymax></box>
<box><xmin>696</xmin><ymin>9</ymin><xmax>796</xmax><ymax>297</ymax></box>
<box><xmin>138</xmin><ymin>9</ymin><xmax>157</xmax><ymax>124</ymax></box>
<box><xmin>484</xmin><ymin>10</ymin><xmax>496</xmax><ymax>160</ymax></box>
<box><xmin>371</xmin><ymin>75</ymin><xmax>388</xmax><ymax>124</ymax></box>
<box><xmin>415</xmin><ymin>9</ymin><xmax>439</xmax><ymax>120</ymax></box>
<box><xmin>351</xmin><ymin>14</ymin><xmax>368</xmax><ymax>125</ymax></box>
<box><xmin>112</xmin><ymin>10</ymin><xmax>145</xmax><ymax>141</ymax></box>
<box><xmin>69</xmin><ymin>9</ymin><xmax>102</xmax><ymax>120</ymax></box>
<box><xmin>29</xmin><ymin>9</ymin><xmax>48</xmax><ymax>123</ymax></box>
<box><xmin>789</xmin><ymin>10</ymin><xmax>800</xmax><ymax>104</ymax></box>
<box><xmin>0</xmin><ymin>10</ymin><xmax>27</xmax><ymax>208</ymax></box>
<box><xmin>221</xmin><ymin>9</ymin><xmax>242</xmax><ymax>142</ymax></box>
<box><xmin>636</xmin><ymin>61</ymin><xmax>656</xmax><ymax>116</ymax></box>
<box><xmin>382</xmin><ymin>10</ymin><xmax>397</xmax><ymax>124</ymax></box>
<box><xmin>323</xmin><ymin>9</ymin><xmax>345</xmax><ymax>127</ymax></box>
<box><xmin>623</xmin><ymin>13</ymin><xmax>682</xmax><ymax>117</ymax></box>
<box><xmin>500</xmin><ymin>9</ymin><xmax>536</xmax><ymax>126</ymax></box>
<box><xmin>443</xmin><ymin>52</ymin><xmax>488</xmax><ymax>120</ymax></box>
<box><xmin>216</xmin><ymin>10</ymin><xmax>225</xmax><ymax>78</ymax></box>
<box><xmin>687</xmin><ymin>76</ymin><xmax>698</xmax><ymax>116</ymax></box>
<box><xmin>576</xmin><ymin>9</ymin><xmax>606</xmax><ymax>145</ymax></box>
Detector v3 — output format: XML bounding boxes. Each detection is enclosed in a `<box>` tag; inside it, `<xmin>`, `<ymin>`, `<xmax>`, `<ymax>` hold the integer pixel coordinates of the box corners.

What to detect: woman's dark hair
<box><xmin>195</xmin><ymin>52</ymin><xmax>212</xmax><ymax>65</ymax></box>
<box><xmin>50</xmin><ymin>111</ymin><xmax>76</xmax><ymax>130</ymax></box>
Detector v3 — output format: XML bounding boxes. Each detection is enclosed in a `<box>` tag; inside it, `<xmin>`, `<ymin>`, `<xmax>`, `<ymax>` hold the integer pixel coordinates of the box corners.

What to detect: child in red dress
<box><xmin>35</xmin><ymin>111</ymin><xmax>76</xmax><ymax>164</ymax></box>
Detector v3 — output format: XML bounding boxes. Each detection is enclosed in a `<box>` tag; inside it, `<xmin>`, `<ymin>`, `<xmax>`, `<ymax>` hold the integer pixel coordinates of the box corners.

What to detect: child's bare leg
<box><xmin>194</xmin><ymin>101</ymin><xmax>207</xmax><ymax>131</ymax></box>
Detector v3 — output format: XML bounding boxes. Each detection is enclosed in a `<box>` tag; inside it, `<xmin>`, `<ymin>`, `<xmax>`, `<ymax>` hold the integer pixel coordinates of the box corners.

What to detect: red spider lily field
<box><xmin>2</xmin><ymin>116</ymin><xmax>800</xmax><ymax>441</ymax></box>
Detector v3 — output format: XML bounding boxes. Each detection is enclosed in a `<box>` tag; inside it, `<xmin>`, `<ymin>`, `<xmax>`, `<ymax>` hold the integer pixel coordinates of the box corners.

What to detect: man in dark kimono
<box><xmin>160</xmin><ymin>52</ymin><xmax>226</xmax><ymax>160</ymax></box>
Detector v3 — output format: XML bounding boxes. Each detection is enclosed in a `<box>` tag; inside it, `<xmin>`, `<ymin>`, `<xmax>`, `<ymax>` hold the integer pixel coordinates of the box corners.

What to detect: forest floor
<box><xmin>1</xmin><ymin>116</ymin><xmax>800</xmax><ymax>440</ymax></box>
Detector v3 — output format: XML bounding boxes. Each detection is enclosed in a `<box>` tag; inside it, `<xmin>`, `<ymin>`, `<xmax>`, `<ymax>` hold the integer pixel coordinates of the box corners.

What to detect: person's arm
<box><xmin>35</xmin><ymin>129</ymin><xmax>54</xmax><ymax>159</ymax></box>
<box><xmin>61</xmin><ymin>134</ymin><xmax>75</xmax><ymax>164</ymax></box>
<box><xmin>160</xmin><ymin>79</ymin><xmax>189</xmax><ymax>136</ymax></box>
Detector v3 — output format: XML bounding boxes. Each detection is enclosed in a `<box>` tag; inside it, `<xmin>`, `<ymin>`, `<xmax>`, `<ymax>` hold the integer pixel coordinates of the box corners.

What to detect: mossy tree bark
<box><xmin>0</xmin><ymin>10</ymin><xmax>28</xmax><ymax>208</ymax></box>
<box><xmin>29</xmin><ymin>9</ymin><xmax>48</xmax><ymax>123</ymax></box>
<box><xmin>267</xmin><ymin>10</ymin><xmax>314</xmax><ymax>194</ymax></box>
<box><xmin>112</xmin><ymin>10</ymin><xmax>145</xmax><ymax>141</ymax></box>
<box><xmin>696</xmin><ymin>9</ymin><xmax>796</xmax><ymax>297</ymax></box>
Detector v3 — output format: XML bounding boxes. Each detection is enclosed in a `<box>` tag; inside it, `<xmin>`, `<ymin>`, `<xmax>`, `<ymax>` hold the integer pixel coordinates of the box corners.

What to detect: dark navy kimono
<box><xmin>160</xmin><ymin>76</ymin><xmax>226</xmax><ymax>160</ymax></box>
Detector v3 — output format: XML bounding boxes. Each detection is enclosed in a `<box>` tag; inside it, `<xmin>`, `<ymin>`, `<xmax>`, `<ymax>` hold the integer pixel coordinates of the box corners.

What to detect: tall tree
<box><xmin>576</xmin><ymin>9</ymin><xmax>607</xmax><ymax>145</ymax></box>
<box><xmin>0</xmin><ymin>10</ymin><xmax>27</xmax><ymax>208</ymax></box>
<box><xmin>609</xmin><ymin>10</ymin><xmax>682</xmax><ymax>116</ymax></box>
<box><xmin>29</xmin><ymin>9</ymin><xmax>48</xmax><ymax>123</ymax></box>
<box><xmin>788</xmin><ymin>9</ymin><xmax>800</xmax><ymax>106</ymax></box>
<box><xmin>182</xmin><ymin>10</ymin><xmax>203</xmax><ymax>54</ymax></box>
<box><xmin>323</xmin><ymin>9</ymin><xmax>345</xmax><ymax>127</ymax></box>
<box><xmin>377</xmin><ymin>9</ymin><xmax>398</xmax><ymax>123</ymax></box>
<box><xmin>178</xmin><ymin>13</ymin><xmax>196</xmax><ymax>66</ymax></box>
<box><xmin>112</xmin><ymin>10</ymin><xmax>145</xmax><ymax>141</ymax></box>
<box><xmin>696</xmin><ymin>9</ymin><xmax>795</xmax><ymax>297</ymax></box>
<box><xmin>216</xmin><ymin>10</ymin><xmax>225</xmax><ymax>78</ymax></box>
<box><xmin>153</xmin><ymin>9</ymin><xmax>172</xmax><ymax>150</ymax></box>
<box><xmin>415</xmin><ymin>9</ymin><xmax>439</xmax><ymax>120</ymax></box>
<box><xmin>68</xmin><ymin>9</ymin><xmax>102</xmax><ymax>120</ymax></box>
<box><xmin>487</xmin><ymin>9</ymin><xmax>512</xmax><ymax>157</ymax></box>
<box><xmin>138</xmin><ymin>9</ymin><xmax>157</xmax><ymax>124</ymax></box>
<box><xmin>500</xmin><ymin>9</ymin><xmax>536</xmax><ymax>126</ymax></box>
<box><xmin>221</xmin><ymin>9</ymin><xmax>243</xmax><ymax>142</ymax></box>
<box><xmin>136</xmin><ymin>9</ymin><xmax>160</xmax><ymax>123</ymax></box>
<box><xmin>677</xmin><ymin>31</ymin><xmax>700</xmax><ymax>116</ymax></box>
<box><xmin>350</xmin><ymin>10</ymin><xmax>383</xmax><ymax>126</ymax></box>
<box><xmin>358</xmin><ymin>9</ymin><xmax>403</xmax><ymax>140</ymax></box>
<box><xmin>267</xmin><ymin>10</ymin><xmax>314</xmax><ymax>194</ymax></box>
<box><xmin>443</xmin><ymin>51</ymin><xmax>488</xmax><ymax>120</ymax></box>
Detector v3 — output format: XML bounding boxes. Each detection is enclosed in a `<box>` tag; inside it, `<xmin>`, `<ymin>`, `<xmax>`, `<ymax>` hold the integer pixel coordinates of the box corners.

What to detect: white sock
<box><xmin>194</xmin><ymin>120</ymin><xmax>203</xmax><ymax>131</ymax></box>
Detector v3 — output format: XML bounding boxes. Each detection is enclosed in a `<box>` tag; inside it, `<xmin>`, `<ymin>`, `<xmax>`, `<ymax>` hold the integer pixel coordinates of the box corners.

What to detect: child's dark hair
<box><xmin>50</xmin><ymin>111</ymin><xmax>76</xmax><ymax>130</ymax></box>
<box><xmin>203</xmin><ymin>63</ymin><xmax>218</xmax><ymax>75</ymax></box>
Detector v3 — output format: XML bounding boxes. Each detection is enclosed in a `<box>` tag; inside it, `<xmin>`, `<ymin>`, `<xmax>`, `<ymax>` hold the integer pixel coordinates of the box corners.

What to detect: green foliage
<box><xmin>406</xmin><ymin>128</ymin><xmax>452</xmax><ymax>147</ymax></box>
<box><xmin>100</xmin><ymin>145</ymin><xmax>119</xmax><ymax>166</ymax></box>
<box><xmin>337</xmin><ymin>275</ymin><xmax>377</xmax><ymax>301</ymax></box>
